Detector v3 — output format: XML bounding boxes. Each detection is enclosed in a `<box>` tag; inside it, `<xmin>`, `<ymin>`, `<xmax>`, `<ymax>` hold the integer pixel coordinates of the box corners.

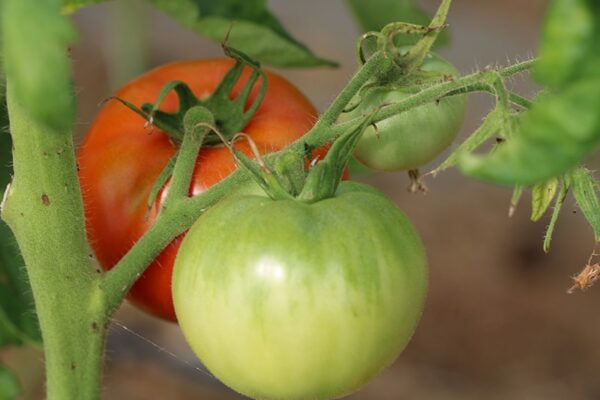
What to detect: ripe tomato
<box><xmin>341</xmin><ymin>53</ymin><xmax>466</xmax><ymax>171</ymax></box>
<box><xmin>78</xmin><ymin>59</ymin><xmax>319</xmax><ymax>321</ymax></box>
<box><xmin>173</xmin><ymin>181</ymin><xmax>427</xmax><ymax>400</ymax></box>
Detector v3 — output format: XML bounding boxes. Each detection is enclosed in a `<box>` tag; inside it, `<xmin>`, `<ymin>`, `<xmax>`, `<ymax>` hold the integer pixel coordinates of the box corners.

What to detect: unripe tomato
<box><xmin>173</xmin><ymin>181</ymin><xmax>427</xmax><ymax>400</ymax></box>
<box><xmin>78</xmin><ymin>59</ymin><xmax>319</xmax><ymax>320</ymax></box>
<box><xmin>342</xmin><ymin>53</ymin><xmax>467</xmax><ymax>171</ymax></box>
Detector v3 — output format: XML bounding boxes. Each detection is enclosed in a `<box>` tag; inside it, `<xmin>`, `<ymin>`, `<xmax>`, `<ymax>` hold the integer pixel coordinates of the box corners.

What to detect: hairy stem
<box><xmin>307</xmin><ymin>51</ymin><xmax>388</xmax><ymax>143</ymax></box>
<box><xmin>2</xmin><ymin>82</ymin><xmax>107</xmax><ymax>400</ymax></box>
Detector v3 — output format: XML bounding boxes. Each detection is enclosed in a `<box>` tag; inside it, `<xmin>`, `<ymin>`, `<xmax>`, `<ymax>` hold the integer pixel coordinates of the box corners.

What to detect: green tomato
<box><xmin>342</xmin><ymin>53</ymin><xmax>467</xmax><ymax>171</ymax></box>
<box><xmin>173</xmin><ymin>181</ymin><xmax>427</xmax><ymax>400</ymax></box>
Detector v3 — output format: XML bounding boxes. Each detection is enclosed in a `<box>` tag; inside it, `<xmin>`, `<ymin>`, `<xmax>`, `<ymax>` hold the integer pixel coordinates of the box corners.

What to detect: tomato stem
<box><xmin>2</xmin><ymin>82</ymin><xmax>107</xmax><ymax>400</ymax></box>
<box><xmin>163</xmin><ymin>107</ymin><xmax>214</xmax><ymax>206</ymax></box>
<box><xmin>332</xmin><ymin>60</ymin><xmax>535</xmax><ymax>138</ymax></box>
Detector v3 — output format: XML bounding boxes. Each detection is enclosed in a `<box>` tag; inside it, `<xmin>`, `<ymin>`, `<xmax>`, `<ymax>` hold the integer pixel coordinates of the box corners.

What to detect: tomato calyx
<box><xmin>224</xmin><ymin>107</ymin><xmax>379</xmax><ymax>204</ymax></box>
<box><xmin>356</xmin><ymin>0</ymin><xmax>451</xmax><ymax>86</ymax></box>
<box><xmin>112</xmin><ymin>46</ymin><xmax>267</xmax><ymax>147</ymax></box>
<box><xmin>113</xmin><ymin>46</ymin><xmax>269</xmax><ymax>215</ymax></box>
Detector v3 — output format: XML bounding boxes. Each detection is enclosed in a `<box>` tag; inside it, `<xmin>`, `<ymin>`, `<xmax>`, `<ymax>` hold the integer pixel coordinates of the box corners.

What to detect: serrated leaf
<box><xmin>0</xmin><ymin>97</ymin><xmax>40</xmax><ymax>347</ymax></box>
<box><xmin>535</xmin><ymin>0</ymin><xmax>595</xmax><ymax>88</ymax></box>
<box><xmin>345</xmin><ymin>0</ymin><xmax>449</xmax><ymax>48</ymax></box>
<box><xmin>531</xmin><ymin>178</ymin><xmax>558</xmax><ymax>221</ymax></box>
<box><xmin>459</xmin><ymin>78</ymin><xmax>600</xmax><ymax>185</ymax></box>
<box><xmin>2</xmin><ymin>0</ymin><xmax>76</xmax><ymax>131</ymax></box>
<box><xmin>571</xmin><ymin>167</ymin><xmax>600</xmax><ymax>241</ymax></box>
<box><xmin>0</xmin><ymin>364</ymin><xmax>20</xmax><ymax>400</ymax></box>
<box><xmin>146</xmin><ymin>0</ymin><xmax>336</xmax><ymax>68</ymax></box>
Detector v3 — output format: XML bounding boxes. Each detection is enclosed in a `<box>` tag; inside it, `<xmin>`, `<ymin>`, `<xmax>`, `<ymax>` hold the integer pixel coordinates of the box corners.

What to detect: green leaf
<box><xmin>571</xmin><ymin>167</ymin><xmax>600</xmax><ymax>241</ymax></box>
<box><xmin>2</xmin><ymin>0</ymin><xmax>76</xmax><ymax>131</ymax></box>
<box><xmin>345</xmin><ymin>0</ymin><xmax>449</xmax><ymax>48</ymax></box>
<box><xmin>458</xmin><ymin>0</ymin><xmax>600</xmax><ymax>185</ymax></box>
<box><xmin>146</xmin><ymin>0</ymin><xmax>336</xmax><ymax>68</ymax></box>
<box><xmin>459</xmin><ymin>78</ymin><xmax>600</xmax><ymax>185</ymax></box>
<box><xmin>535</xmin><ymin>0</ymin><xmax>594</xmax><ymax>88</ymax></box>
<box><xmin>530</xmin><ymin>178</ymin><xmax>558</xmax><ymax>221</ymax></box>
<box><xmin>0</xmin><ymin>96</ymin><xmax>40</xmax><ymax>347</ymax></box>
<box><xmin>61</xmin><ymin>0</ymin><xmax>107</xmax><ymax>14</ymax></box>
<box><xmin>0</xmin><ymin>364</ymin><xmax>20</xmax><ymax>400</ymax></box>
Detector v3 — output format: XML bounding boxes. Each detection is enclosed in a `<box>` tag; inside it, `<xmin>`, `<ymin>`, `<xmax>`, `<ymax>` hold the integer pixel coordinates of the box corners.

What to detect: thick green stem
<box><xmin>2</xmin><ymin>83</ymin><xmax>107</xmax><ymax>400</ymax></box>
<box><xmin>307</xmin><ymin>51</ymin><xmax>389</xmax><ymax>143</ymax></box>
<box><xmin>102</xmin><ymin>208</ymin><xmax>185</xmax><ymax>313</ymax></box>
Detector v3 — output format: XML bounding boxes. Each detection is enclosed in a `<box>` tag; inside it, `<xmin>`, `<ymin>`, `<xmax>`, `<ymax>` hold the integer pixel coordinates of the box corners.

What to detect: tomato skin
<box><xmin>173</xmin><ymin>181</ymin><xmax>427</xmax><ymax>400</ymax></box>
<box><xmin>78</xmin><ymin>59</ymin><xmax>319</xmax><ymax>321</ymax></box>
<box><xmin>342</xmin><ymin>54</ymin><xmax>467</xmax><ymax>171</ymax></box>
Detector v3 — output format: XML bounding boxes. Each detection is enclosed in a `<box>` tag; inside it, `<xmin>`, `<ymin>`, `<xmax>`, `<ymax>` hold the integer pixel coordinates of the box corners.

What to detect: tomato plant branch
<box><xmin>100</xmin><ymin>57</ymin><xmax>537</xmax><ymax>311</ymax></box>
<box><xmin>1</xmin><ymin>82</ymin><xmax>106</xmax><ymax>400</ymax></box>
<box><xmin>308</xmin><ymin>51</ymin><xmax>389</xmax><ymax>140</ymax></box>
<box><xmin>360</xmin><ymin>60</ymin><xmax>534</xmax><ymax>126</ymax></box>
<box><xmin>447</xmin><ymin>84</ymin><xmax>533</xmax><ymax>109</ymax></box>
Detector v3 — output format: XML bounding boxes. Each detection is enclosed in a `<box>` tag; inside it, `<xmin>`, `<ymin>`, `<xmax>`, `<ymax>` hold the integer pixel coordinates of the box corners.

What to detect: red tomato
<box><xmin>78</xmin><ymin>59</ymin><xmax>319</xmax><ymax>320</ymax></box>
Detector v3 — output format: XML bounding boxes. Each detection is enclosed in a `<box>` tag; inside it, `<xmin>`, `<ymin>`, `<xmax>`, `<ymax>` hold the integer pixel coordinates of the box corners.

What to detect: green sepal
<box><xmin>346</xmin><ymin>0</ymin><xmax>450</xmax><ymax>50</ymax></box>
<box><xmin>298</xmin><ymin>109</ymin><xmax>379</xmax><ymax>203</ymax></box>
<box><xmin>509</xmin><ymin>185</ymin><xmax>523</xmax><ymax>217</ymax></box>
<box><xmin>273</xmin><ymin>151</ymin><xmax>307</xmax><ymax>197</ymax></box>
<box><xmin>530</xmin><ymin>178</ymin><xmax>558</xmax><ymax>222</ymax></box>
<box><xmin>543</xmin><ymin>179</ymin><xmax>569</xmax><ymax>253</ymax></box>
<box><xmin>111</xmin><ymin>45</ymin><xmax>267</xmax><ymax>146</ymax></box>
<box><xmin>231</xmin><ymin>148</ymin><xmax>294</xmax><ymax>201</ymax></box>
<box><xmin>375</xmin><ymin>0</ymin><xmax>451</xmax><ymax>83</ymax></box>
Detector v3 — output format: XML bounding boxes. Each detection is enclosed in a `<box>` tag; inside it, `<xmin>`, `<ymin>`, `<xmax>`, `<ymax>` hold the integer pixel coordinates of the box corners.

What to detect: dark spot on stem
<box><xmin>41</xmin><ymin>194</ymin><xmax>50</xmax><ymax>206</ymax></box>
<box><xmin>71</xmin><ymin>362</ymin><xmax>76</xmax><ymax>370</ymax></box>
<box><xmin>91</xmin><ymin>322</ymin><xmax>98</xmax><ymax>332</ymax></box>
<box><xmin>96</xmin><ymin>269</ymin><xmax>102</xmax><ymax>274</ymax></box>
